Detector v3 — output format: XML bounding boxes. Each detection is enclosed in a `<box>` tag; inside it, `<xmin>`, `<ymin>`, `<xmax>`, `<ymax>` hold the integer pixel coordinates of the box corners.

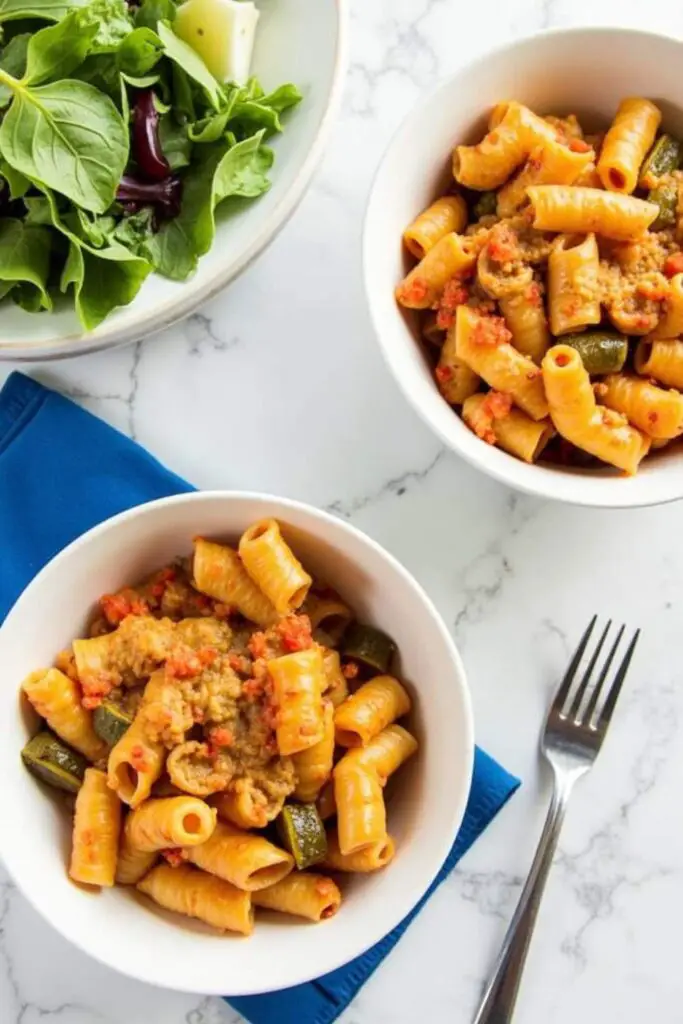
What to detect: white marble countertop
<box><xmin>4</xmin><ymin>0</ymin><xmax>683</xmax><ymax>1021</ymax></box>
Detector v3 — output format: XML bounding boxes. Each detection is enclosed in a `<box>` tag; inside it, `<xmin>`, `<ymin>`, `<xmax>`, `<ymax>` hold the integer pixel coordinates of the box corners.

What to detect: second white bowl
<box><xmin>364</xmin><ymin>27</ymin><xmax>683</xmax><ymax>508</ymax></box>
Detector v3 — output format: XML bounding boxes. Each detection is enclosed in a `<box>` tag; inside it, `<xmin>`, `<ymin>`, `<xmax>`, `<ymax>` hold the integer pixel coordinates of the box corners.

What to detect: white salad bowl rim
<box><xmin>0</xmin><ymin>490</ymin><xmax>474</xmax><ymax>994</ymax></box>
<box><xmin>363</xmin><ymin>25</ymin><xmax>683</xmax><ymax>508</ymax></box>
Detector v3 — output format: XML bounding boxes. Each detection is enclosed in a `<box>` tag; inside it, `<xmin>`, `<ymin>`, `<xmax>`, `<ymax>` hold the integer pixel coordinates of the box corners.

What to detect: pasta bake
<box><xmin>396</xmin><ymin>98</ymin><xmax>683</xmax><ymax>474</ymax></box>
<box><xmin>20</xmin><ymin>519</ymin><xmax>417</xmax><ymax>935</ymax></box>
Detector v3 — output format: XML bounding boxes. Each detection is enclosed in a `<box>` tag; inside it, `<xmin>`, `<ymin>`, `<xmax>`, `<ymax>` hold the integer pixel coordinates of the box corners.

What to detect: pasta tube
<box><xmin>321</xmin><ymin>648</ymin><xmax>348</xmax><ymax>708</ymax></box>
<box><xmin>252</xmin><ymin>873</ymin><xmax>341</xmax><ymax>922</ymax></box>
<box><xmin>138</xmin><ymin>863</ymin><xmax>254</xmax><ymax>934</ymax></box>
<box><xmin>115</xmin><ymin>815</ymin><xmax>158</xmax><ymax>884</ymax></box>
<box><xmin>526</xmin><ymin>185</ymin><xmax>658</xmax><ymax>240</ymax></box>
<box><xmin>542</xmin><ymin>345</ymin><xmax>651</xmax><ymax>473</ymax></box>
<box><xmin>316</xmin><ymin>780</ymin><xmax>337</xmax><ymax>821</ymax></box>
<box><xmin>334</xmin><ymin>675</ymin><xmax>411</xmax><ymax>748</ymax></box>
<box><xmin>323</xmin><ymin>830</ymin><xmax>395</xmax><ymax>872</ymax></box>
<box><xmin>463</xmin><ymin>393</ymin><xmax>554</xmax><ymax>463</ymax></box>
<box><xmin>395</xmin><ymin>233</ymin><xmax>477</xmax><ymax>309</ymax></box>
<box><xmin>192</xmin><ymin>537</ymin><xmax>277</xmax><ymax>626</ymax></box>
<box><xmin>454</xmin><ymin>101</ymin><xmax>557</xmax><ymax>190</ymax></box>
<box><xmin>238</xmin><ymin>519</ymin><xmax>312</xmax><ymax>616</ymax></box>
<box><xmin>497</xmin><ymin>139</ymin><xmax>594</xmax><ymax>218</ymax></box>
<box><xmin>22</xmin><ymin>668</ymin><xmax>108</xmax><ymax>762</ymax></box>
<box><xmin>124</xmin><ymin>796</ymin><xmax>216</xmax><ymax>851</ymax></box>
<box><xmin>341</xmin><ymin>724</ymin><xmax>418</xmax><ymax>782</ymax></box>
<box><xmin>304</xmin><ymin>594</ymin><xmax>352</xmax><ymax>644</ymax></box>
<box><xmin>547</xmin><ymin>233</ymin><xmax>601</xmax><ymax>335</ymax></box>
<box><xmin>652</xmin><ymin>273</ymin><xmax>683</xmax><ymax>338</ymax></box>
<box><xmin>598</xmin><ymin>97</ymin><xmax>661</xmax><ymax>193</ymax></box>
<box><xmin>69</xmin><ymin>768</ymin><xmax>121</xmax><ymax>887</ymax></box>
<box><xmin>210</xmin><ymin>778</ymin><xmax>285</xmax><ymax>830</ymax></box>
<box><xmin>334</xmin><ymin>763</ymin><xmax>387</xmax><ymax>856</ymax></box>
<box><xmin>635</xmin><ymin>338</ymin><xmax>683</xmax><ymax>390</ymax></box>
<box><xmin>598</xmin><ymin>374</ymin><xmax>683</xmax><ymax>440</ymax></box>
<box><xmin>499</xmin><ymin>286</ymin><xmax>550</xmax><ymax>364</ymax></box>
<box><xmin>403</xmin><ymin>195</ymin><xmax>467</xmax><ymax>260</ymax></box>
<box><xmin>292</xmin><ymin>700</ymin><xmax>335</xmax><ymax>802</ymax></box>
<box><xmin>268</xmin><ymin>647</ymin><xmax>326</xmax><ymax>756</ymax></box>
<box><xmin>435</xmin><ymin>317</ymin><xmax>480</xmax><ymax>405</ymax></box>
<box><xmin>455</xmin><ymin>305</ymin><xmax>549</xmax><ymax>421</ymax></box>
<box><xmin>107</xmin><ymin>673</ymin><xmax>167</xmax><ymax>807</ymax></box>
<box><xmin>188</xmin><ymin>821</ymin><xmax>294</xmax><ymax>891</ymax></box>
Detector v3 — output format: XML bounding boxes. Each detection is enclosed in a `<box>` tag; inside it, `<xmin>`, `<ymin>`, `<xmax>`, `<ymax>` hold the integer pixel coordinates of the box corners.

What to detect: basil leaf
<box><xmin>0</xmin><ymin>155</ymin><xmax>29</xmax><ymax>197</ymax></box>
<box><xmin>147</xmin><ymin>131</ymin><xmax>272</xmax><ymax>280</ymax></box>
<box><xmin>134</xmin><ymin>0</ymin><xmax>174</xmax><ymax>30</ymax></box>
<box><xmin>23</xmin><ymin>11</ymin><xmax>97</xmax><ymax>84</ymax></box>
<box><xmin>60</xmin><ymin>239</ymin><xmax>152</xmax><ymax>329</ymax></box>
<box><xmin>0</xmin><ymin>217</ymin><xmax>52</xmax><ymax>309</ymax></box>
<box><xmin>157</xmin><ymin>20</ymin><xmax>220</xmax><ymax>110</ymax></box>
<box><xmin>0</xmin><ymin>31</ymin><xmax>28</xmax><ymax>101</ymax></box>
<box><xmin>0</xmin><ymin>79</ymin><xmax>129</xmax><ymax>213</ymax></box>
<box><xmin>117</xmin><ymin>26</ymin><xmax>162</xmax><ymax>75</ymax></box>
<box><xmin>159</xmin><ymin>110</ymin><xmax>191</xmax><ymax>169</ymax></box>
<box><xmin>0</xmin><ymin>0</ymin><xmax>88</xmax><ymax>23</ymax></box>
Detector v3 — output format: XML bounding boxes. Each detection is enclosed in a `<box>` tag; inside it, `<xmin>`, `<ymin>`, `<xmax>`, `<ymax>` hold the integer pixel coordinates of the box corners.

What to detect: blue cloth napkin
<box><xmin>0</xmin><ymin>371</ymin><xmax>521</xmax><ymax>1024</ymax></box>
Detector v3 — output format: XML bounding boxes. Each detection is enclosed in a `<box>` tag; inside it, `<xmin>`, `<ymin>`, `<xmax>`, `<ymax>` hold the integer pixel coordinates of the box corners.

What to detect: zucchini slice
<box><xmin>21</xmin><ymin>731</ymin><xmax>87</xmax><ymax>793</ymax></box>
<box><xmin>277</xmin><ymin>803</ymin><xmax>327</xmax><ymax>869</ymax></box>
<box><xmin>93</xmin><ymin>702</ymin><xmax>133</xmax><ymax>746</ymax></box>
<box><xmin>342</xmin><ymin>623</ymin><xmax>397</xmax><ymax>675</ymax></box>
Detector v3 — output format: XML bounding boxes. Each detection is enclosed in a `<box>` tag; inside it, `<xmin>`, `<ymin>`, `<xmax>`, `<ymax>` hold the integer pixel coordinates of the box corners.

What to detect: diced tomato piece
<box><xmin>664</xmin><ymin>253</ymin><xmax>683</xmax><ymax>278</ymax></box>
<box><xmin>568</xmin><ymin>138</ymin><xmax>592</xmax><ymax>153</ymax></box>
<box><xmin>130</xmin><ymin>745</ymin><xmax>149</xmax><ymax>772</ymax></box>
<box><xmin>435</xmin><ymin>365</ymin><xmax>453</xmax><ymax>383</ymax></box>
<box><xmin>342</xmin><ymin>660</ymin><xmax>359</xmax><ymax>680</ymax></box>
<box><xmin>397</xmin><ymin>277</ymin><xmax>429</xmax><ymax>305</ymax></box>
<box><xmin>487</xmin><ymin>224</ymin><xmax>518</xmax><ymax>264</ymax></box>
<box><xmin>482</xmin><ymin>391</ymin><xmax>512</xmax><ymax>420</ymax></box>
<box><xmin>166</xmin><ymin>648</ymin><xmax>203</xmax><ymax>679</ymax></box>
<box><xmin>209</xmin><ymin>727</ymin><xmax>233</xmax><ymax>748</ymax></box>
<box><xmin>248</xmin><ymin>631</ymin><xmax>268</xmax><ymax>660</ymax></box>
<box><xmin>276</xmin><ymin>614</ymin><xmax>313</xmax><ymax>653</ymax></box>
<box><xmin>161</xmin><ymin>848</ymin><xmax>186</xmax><ymax>867</ymax></box>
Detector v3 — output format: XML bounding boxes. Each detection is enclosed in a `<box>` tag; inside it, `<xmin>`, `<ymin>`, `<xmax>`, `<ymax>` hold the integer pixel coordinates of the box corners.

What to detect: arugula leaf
<box><xmin>134</xmin><ymin>0</ymin><xmax>174</xmax><ymax>30</ymax></box>
<box><xmin>0</xmin><ymin>31</ymin><xmax>27</xmax><ymax>101</ymax></box>
<box><xmin>117</xmin><ymin>26</ymin><xmax>162</xmax><ymax>75</ymax></box>
<box><xmin>0</xmin><ymin>77</ymin><xmax>129</xmax><ymax>212</ymax></box>
<box><xmin>157</xmin><ymin>20</ymin><xmax>220</xmax><ymax>110</ymax></box>
<box><xmin>0</xmin><ymin>218</ymin><xmax>52</xmax><ymax>310</ymax></box>
<box><xmin>0</xmin><ymin>155</ymin><xmax>29</xmax><ymax>197</ymax></box>
<box><xmin>60</xmin><ymin>239</ymin><xmax>152</xmax><ymax>329</ymax></box>
<box><xmin>0</xmin><ymin>0</ymin><xmax>88</xmax><ymax>23</ymax></box>
<box><xmin>159</xmin><ymin>110</ymin><xmax>191</xmax><ymax>169</ymax></box>
<box><xmin>147</xmin><ymin>131</ymin><xmax>272</xmax><ymax>280</ymax></box>
<box><xmin>23</xmin><ymin>10</ymin><xmax>97</xmax><ymax>84</ymax></box>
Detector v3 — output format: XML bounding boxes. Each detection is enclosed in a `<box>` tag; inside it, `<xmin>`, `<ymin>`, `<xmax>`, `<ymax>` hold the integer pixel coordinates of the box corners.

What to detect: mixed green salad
<box><xmin>0</xmin><ymin>0</ymin><xmax>301</xmax><ymax>329</ymax></box>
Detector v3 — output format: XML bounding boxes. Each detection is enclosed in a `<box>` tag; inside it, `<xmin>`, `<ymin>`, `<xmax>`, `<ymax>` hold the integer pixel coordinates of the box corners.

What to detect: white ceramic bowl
<box><xmin>0</xmin><ymin>0</ymin><xmax>347</xmax><ymax>361</ymax></box>
<box><xmin>0</xmin><ymin>491</ymin><xmax>473</xmax><ymax>995</ymax></box>
<box><xmin>364</xmin><ymin>27</ymin><xmax>683</xmax><ymax>508</ymax></box>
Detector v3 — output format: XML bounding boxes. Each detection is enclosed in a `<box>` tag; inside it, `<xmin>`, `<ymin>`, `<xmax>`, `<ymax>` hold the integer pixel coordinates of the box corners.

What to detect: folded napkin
<box><xmin>0</xmin><ymin>371</ymin><xmax>521</xmax><ymax>1024</ymax></box>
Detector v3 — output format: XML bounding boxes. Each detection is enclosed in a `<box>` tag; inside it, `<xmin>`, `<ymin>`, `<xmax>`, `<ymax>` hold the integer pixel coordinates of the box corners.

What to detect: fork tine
<box><xmin>582</xmin><ymin>623</ymin><xmax>625</xmax><ymax>726</ymax></box>
<box><xmin>596</xmin><ymin>629</ymin><xmax>640</xmax><ymax>732</ymax></box>
<box><xmin>550</xmin><ymin>615</ymin><xmax>597</xmax><ymax>716</ymax></box>
<box><xmin>567</xmin><ymin>619</ymin><xmax>611</xmax><ymax>721</ymax></box>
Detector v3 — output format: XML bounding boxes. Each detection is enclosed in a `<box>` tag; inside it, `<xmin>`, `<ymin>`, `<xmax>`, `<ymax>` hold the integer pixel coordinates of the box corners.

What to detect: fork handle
<box><xmin>472</xmin><ymin>772</ymin><xmax>575</xmax><ymax>1024</ymax></box>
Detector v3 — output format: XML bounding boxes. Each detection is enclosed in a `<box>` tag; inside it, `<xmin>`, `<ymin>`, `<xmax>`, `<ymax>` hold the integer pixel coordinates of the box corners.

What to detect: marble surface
<box><xmin>3</xmin><ymin>1</ymin><xmax>683</xmax><ymax>1022</ymax></box>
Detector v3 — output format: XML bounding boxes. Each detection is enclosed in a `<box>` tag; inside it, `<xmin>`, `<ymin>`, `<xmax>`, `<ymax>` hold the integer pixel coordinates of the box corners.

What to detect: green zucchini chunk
<box><xmin>93</xmin><ymin>702</ymin><xmax>133</xmax><ymax>746</ymax></box>
<box><xmin>472</xmin><ymin>190</ymin><xmax>497</xmax><ymax>220</ymax></box>
<box><xmin>640</xmin><ymin>134</ymin><xmax>681</xmax><ymax>189</ymax></box>
<box><xmin>648</xmin><ymin>182</ymin><xmax>678</xmax><ymax>229</ymax></box>
<box><xmin>342</xmin><ymin>623</ymin><xmax>397</xmax><ymax>675</ymax></box>
<box><xmin>21</xmin><ymin>731</ymin><xmax>87</xmax><ymax>792</ymax></box>
<box><xmin>277</xmin><ymin>802</ymin><xmax>327</xmax><ymax>870</ymax></box>
<box><xmin>563</xmin><ymin>331</ymin><xmax>629</xmax><ymax>375</ymax></box>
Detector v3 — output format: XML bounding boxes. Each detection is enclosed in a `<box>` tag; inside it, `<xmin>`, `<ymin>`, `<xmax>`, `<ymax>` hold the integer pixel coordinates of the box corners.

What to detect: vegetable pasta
<box><xmin>20</xmin><ymin>520</ymin><xmax>418</xmax><ymax>936</ymax></box>
<box><xmin>397</xmin><ymin>96</ymin><xmax>683</xmax><ymax>474</ymax></box>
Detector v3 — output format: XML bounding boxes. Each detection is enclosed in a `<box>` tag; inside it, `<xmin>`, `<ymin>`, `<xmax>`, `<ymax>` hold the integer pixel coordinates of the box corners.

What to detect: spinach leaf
<box><xmin>0</xmin><ymin>155</ymin><xmax>29</xmax><ymax>197</ymax></box>
<box><xmin>0</xmin><ymin>31</ymin><xmax>28</xmax><ymax>101</ymax></box>
<box><xmin>117</xmin><ymin>26</ymin><xmax>162</xmax><ymax>75</ymax></box>
<box><xmin>61</xmin><ymin>239</ymin><xmax>152</xmax><ymax>329</ymax></box>
<box><xmin>0</xmin><ymin>78</ymin><xmax>129</xmax><ymax>212</ymax></box>
<box><xmin>0</xmin><ymin>217</ymin><xmax>52</xmax><ymax>309</ymax></box>
<box><xmin>134</xmin><ymin>0</ymin><xmax>174</xmax><ymax>30</ymax></box>
<box><xmin>0</xmin><ymin>0</ymin><xmax>88</xmax><ymax>23</ymax></box>
<box><xmin>170</xmin><ymin>62</ymin><xmax>194</xmax><ymax>121</ymax></box>
<box><xmin>72</xmin><ymin>52</ymin><xmax>120</xmax><ymax>97</ymax></box>
<box><xmin>147</xmin><ymin>131</ymin><xmax>272</xmax><ymax>280</ymax></box>
<box><xmin>157</xmin><ymin>20</ymin><xmax>221</xmax><ymax>111</ymax></box>
<box><xmin>23</xmin><ymin>10</ymin><xmax>97</xmax><ymax>84</ymax></box>
<box><xmin>159</xmin><ymin>110</ymin><xmax>191</xmax><ymax>169</ymax></box>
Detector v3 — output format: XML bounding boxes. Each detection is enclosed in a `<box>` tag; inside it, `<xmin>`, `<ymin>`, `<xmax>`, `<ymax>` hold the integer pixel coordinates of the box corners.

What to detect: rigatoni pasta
<box><xmin>20</xmin><ymin>519</ymin><xmax>419</xmax><ymax>937</ymax></box>
<box><xmin>398</xmin><ymin>95</ymin><xmax>683</xmax><ymax>475</ymax></box>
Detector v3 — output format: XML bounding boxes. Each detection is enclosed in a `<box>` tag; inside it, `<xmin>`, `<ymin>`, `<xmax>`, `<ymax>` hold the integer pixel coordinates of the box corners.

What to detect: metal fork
<box><xmin>472</xmin><ymin>617</ymin><xmax>640</xmax><ymax>1024</ymax></box>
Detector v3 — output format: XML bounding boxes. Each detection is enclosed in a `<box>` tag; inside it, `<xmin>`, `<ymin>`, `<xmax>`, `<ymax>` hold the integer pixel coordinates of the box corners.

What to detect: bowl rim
<box><xmin>2</xmin><ymin>0</ymin><xmax>349</xmax><ymax>363</ymax></box>
<box><xmin>0</xmin><ymin>489</ymin><xmax>475</xmax><ymax>994</ymax></box>
<box><xmin>362</xmin><ymin>24</ymin><xmax>683</xmax><ymax>510</ymax></box>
